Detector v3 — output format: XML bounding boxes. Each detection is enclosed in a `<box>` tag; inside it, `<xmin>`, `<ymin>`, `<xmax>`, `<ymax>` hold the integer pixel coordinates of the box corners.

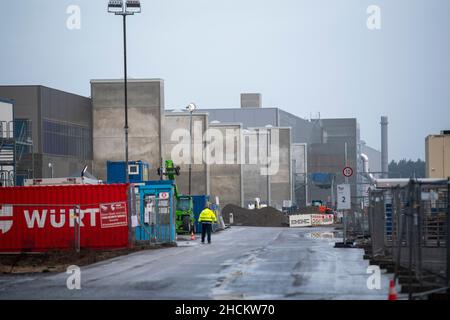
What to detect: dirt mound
<box><xmin>292</xmin><ymin>206</ymin><xmax>321</xmax><ymax>215</ymax></box>
<box><xmin>222</xmin><ymin>204</ymin><xmax>289</xmax><ymax>227</ymax></box>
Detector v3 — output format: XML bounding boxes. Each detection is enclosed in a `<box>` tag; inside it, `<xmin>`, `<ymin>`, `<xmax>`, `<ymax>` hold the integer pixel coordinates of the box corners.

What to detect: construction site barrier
<box><xmin>289</xmin><ymin>214</ymin><xmax>334</xmax><ymax>228</ymax></box>
<box><xmin>0</xmin><ymin>184</ymin><xmax>130</xmax><ymax>252</ymax></box>
<box><xmin>367</xmin><ymin>179</ymin><xmax>449</xmax><ymax>299</ymax></box>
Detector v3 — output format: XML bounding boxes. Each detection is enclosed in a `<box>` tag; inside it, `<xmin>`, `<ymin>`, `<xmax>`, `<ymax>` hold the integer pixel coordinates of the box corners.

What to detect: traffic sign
<box><xmin>159</xmin><ymin>192</ymin><xmax>169</xmax><ymax>200</ymax></box>
<box><xmin>336</xmin><ymin>184</ymin><xmax>351</xmax><ymax>210</ymax></box>
<box><xmin>343</xmin><ymin>166</ymin><xmax>353</xmax><ymax>177</ymax></box>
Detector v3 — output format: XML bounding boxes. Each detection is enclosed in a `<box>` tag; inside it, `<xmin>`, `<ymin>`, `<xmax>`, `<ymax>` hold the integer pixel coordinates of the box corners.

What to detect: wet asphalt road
<box><xmin>0</xmin><ymin>226</ymin><xmax>393</xmax><ymax>300</ymax></box>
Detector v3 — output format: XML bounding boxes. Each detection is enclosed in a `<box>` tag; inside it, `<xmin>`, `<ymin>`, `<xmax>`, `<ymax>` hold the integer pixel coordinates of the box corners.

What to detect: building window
<box><xmin>43</xmin><ymin>119</ymin><xmax>91</xmax><ymax>159</ymax></box>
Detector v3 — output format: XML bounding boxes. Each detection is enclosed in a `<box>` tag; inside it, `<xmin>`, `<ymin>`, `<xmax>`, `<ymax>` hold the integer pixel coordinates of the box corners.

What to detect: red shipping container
<box><xmin>0</xmin><ymin>184</ymin><xmax>130</xmax><ymax>252</ymax></box>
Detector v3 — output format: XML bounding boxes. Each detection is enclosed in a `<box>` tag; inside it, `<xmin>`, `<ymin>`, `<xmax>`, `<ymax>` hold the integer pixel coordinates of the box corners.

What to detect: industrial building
<box><xmin>426</xmin><ymin>130</ymin><xmax>450</xmax><ymax>178</ymax></box>
<box><xmin>203</xmin><ymin>94</ymin><xmax>321</xmax><ymax>207</ymax></box>
<box><xmin>1</xmin><ymin>83</ymin><xmax>385</xmax><ymax>213</ymax></box>
<box><xmin>204</xmin><ymin>95</ymin><xmax>386</xmax><ymax>210</ymax></box>
<box><xmin>91</xmin><ymin>79</ymin><xmax>165</xmax><ymax>181</ymax></box>
<box><xmin>0</xmin><ymin>85</ymin><xmax>92</xmax><ymax>184</ymax></box>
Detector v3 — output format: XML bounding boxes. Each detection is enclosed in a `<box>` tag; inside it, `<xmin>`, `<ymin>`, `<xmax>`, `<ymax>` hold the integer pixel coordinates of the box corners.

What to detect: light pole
<box><xmin>186</xmin><ymin>103</ymin><xmax>197</xmax><ymax>195</ymax></box>
<box><xmin>48</xmin><ymin>163</ymin><xmax>53</xmax><ymax>179</ymax></box>
<box><xmin>108</xmin><ymin>0</ymin><xmax>141</xmax><ymax>184</ymax></box>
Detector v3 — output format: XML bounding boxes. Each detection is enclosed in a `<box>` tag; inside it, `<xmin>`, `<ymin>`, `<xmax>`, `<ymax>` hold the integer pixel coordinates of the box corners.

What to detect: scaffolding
<box><xmin>0</xmin><ymin>120</ymin><xmax>34</xmax><ymax>186</ymax></box>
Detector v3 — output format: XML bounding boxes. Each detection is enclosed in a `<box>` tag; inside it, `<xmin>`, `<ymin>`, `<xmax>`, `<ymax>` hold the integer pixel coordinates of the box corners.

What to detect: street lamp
<box><xmin>107</xmin><ymin>0</ymin><xmax>141</xmax><ymax>184</ymax></box>
<box><xmin>186</xmin><ymin>103</ymin><xmax>197</xmax><ymax>195</ymax></box>
<box><xmin>48</xmin><ymin>163</ymin><xmax>53</xmax><ymax>179</ymax></box>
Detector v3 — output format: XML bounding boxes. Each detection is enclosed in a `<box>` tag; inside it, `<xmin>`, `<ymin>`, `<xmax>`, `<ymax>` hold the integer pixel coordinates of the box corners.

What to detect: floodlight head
<box><xmin>108</xmin><ymin>0</ymin><xmax>124</xmax><ymax>13</ymax></box>
<box><xmin>125</xmin><ymin>0</ymin><xmax>141</xmax><ymax>13</ymax></box>
<box><xmin>81</xmin><ymin>165</ymin><xmax>88</xmax><ymax>177</ymax></box>
<box><xmin>48</xmin><ymin>163</ymin><xmax>52</xmax><ymax>168</ymax></box>
<box><xmin>186</xmin><ymin>103</ymin><xmax>197</xmax><ymax>113</ymax></box>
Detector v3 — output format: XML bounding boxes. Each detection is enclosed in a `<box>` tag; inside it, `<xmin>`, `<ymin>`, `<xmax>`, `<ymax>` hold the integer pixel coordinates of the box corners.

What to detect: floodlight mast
<box><xmin>107</xmin><ymin>0</ymin><xmax>141</xmax><ymax>184</ymax></box>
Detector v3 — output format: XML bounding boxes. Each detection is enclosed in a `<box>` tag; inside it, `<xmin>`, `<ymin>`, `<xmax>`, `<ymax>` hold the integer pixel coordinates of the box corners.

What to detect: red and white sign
<box><xmin>159</xmin><ymin>192</ymin><xmax>169</xmax><ymax>200</ymax></box>
<box><xmin>343</xmin><ymin>167</ymin><xmax>353</xmax><ymax>177</ymax></box>
<box><xmin>100</xmin><ymin>202</ymin><xmax>128</xmax><ymax>228</ymax></box>
<box><xmin>289</xmin><ymin>214</ymin><xmax>334</xmax><ymax>227</ymax></box>
<box><xmin>0</xmin><ymin>205</ymin><xmax>13</xmax><ymax>234</ymax></box>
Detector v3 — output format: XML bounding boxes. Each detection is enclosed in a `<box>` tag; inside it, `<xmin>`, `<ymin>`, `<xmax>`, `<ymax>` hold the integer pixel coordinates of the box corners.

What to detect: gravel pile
<box><xmin>221</xmin><ymin>204</ymin><xmax>289</xmax><ymax>227</ymax></box>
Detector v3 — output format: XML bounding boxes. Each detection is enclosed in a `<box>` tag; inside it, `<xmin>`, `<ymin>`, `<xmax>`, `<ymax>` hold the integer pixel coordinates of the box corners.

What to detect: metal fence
<box><xmin>368</xmin><ymin>179</ymin><xmax>449</xmax><ymax>298</ymax></box>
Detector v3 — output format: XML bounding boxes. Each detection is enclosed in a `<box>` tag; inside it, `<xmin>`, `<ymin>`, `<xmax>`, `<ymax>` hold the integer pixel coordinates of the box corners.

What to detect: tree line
<box><xmin>388</xmin><ymin>159</ymin><xmax>425</xmax><ymax>178</ymax></box>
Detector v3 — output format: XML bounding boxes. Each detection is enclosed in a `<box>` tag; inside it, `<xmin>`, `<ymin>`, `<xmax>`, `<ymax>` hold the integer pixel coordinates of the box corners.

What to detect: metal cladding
<box><xmin>0</xmin><ymin>184</ymin><xmax>130</xmax><ymax>252</ymax></box>
<box><xmin>381</xmin><ymin>116</ymin><xmax>388</xmax><ymax>178</ymax></box>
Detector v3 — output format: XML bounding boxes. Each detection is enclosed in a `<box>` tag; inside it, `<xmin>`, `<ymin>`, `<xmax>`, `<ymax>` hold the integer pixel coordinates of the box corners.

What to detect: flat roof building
<box><xmin>0</xmin><ymin>85</ymin><xmax>92</xmax><ymax>183</ymax></box>
<box><xmin>426</xmin><ymin>131</ymin><xmax>450</xmax><ymax>178</ymax></box>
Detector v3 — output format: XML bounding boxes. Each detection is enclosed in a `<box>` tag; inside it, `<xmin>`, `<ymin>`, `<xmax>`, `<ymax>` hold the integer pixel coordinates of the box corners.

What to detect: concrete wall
<box><xmin>209</xmin><ymin>123</ymin><xmax>243</xmax><ymax>207</ymax></box>
<box><xmin>202</xmin><ymin>108</ymin><xmax>278</xmax><ymax>128</ymax></box>
<box><xmin>292</xmin><ymin>143</ymin><xmax>308</xmax><ymax>207</ymax></box>
<box><xmin>0</xmin><ymin>99</ymin><xmax>13</xmax><ymax>122</ymax></box>
<box><xmin>269</xmin><ymin>127</ymin><xmax>292</xmax><ymax>209</ymax></box>
<box><xmin>242</xmin><ymin>129</ymin><xmax>270</xmax><ymax>207</ymax></box>
<box><xmin>243</xmin><ymin>127</ymin><xmax>292</xmax><ymax>210</ymax></box>
<box><xmin>163</xmin><ymin>111</ymin><xmax>209</xmax><ymax>195</ymax></box>
<box><xmin>426</xmin><ymin>134</ymin><xmax>450</xmax><ymax>178</ymax></box>
<box><xmin>241</xmin><ymin>93</ymin><xmax>262</xmax><ymax>108</ymax></box>
<box><xmin>91</xmin><ymin>79</ymin><xmax>164</xmax><ymax>181</ymax></box>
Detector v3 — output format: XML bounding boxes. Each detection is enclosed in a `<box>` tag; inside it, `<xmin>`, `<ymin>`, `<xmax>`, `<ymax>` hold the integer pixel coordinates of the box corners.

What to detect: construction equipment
<box><xmin>157</xmin><ymin>160</ymin><xmax>195</xmax><ymax>234</ymax></box>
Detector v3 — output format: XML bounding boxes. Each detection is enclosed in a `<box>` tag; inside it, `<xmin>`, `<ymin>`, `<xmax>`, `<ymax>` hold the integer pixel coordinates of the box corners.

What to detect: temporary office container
<box><xmin>107</xmin><ymin>160</ymin><xmax>150</xmax><ymax>184</ymax></box>
<box><xmin>0</xmin><ymin>184</ymin><xmax>129</xmax><ymax>252</ymax></box>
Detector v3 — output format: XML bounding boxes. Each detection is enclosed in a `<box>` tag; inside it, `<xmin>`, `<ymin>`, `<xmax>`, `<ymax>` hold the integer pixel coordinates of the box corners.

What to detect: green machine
<box><xmin>157</xmin><ymin>160</ymin><xmax>195</xmax><ymax>234</ymax></box>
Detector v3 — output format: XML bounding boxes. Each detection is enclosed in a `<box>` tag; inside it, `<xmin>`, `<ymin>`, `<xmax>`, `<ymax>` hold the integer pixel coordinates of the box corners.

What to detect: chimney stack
<box><xmin>381</xmin><ymin>116</ymin><xmax>389</xmax><ymax>178</ymax></box>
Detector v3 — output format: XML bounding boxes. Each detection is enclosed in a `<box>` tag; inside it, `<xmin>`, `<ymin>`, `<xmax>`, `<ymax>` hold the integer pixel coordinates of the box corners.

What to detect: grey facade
<box><xmin>203</xmin><ymin>106</ymin><xmax>320</xmax><ymax>208</ymax></box>
<box><xmin>242</xmin><ymin>127</ymin><xmax>292</xmax><ymax>210</ymax></box>
<box><xmin>309</xmin><ymin>118</ymin><xmax>360</xmax><ymax>207</ymax></box>
<box><xmin>0</xmin><ymin>85</ymin><xmax>92</xmax><ymax>180</ymax></box>
<box><xmin>204</xmin><ymin>107</ymin><xmax>322</xmax><ymax>145</ymax></box>
<box><xmin>292</xmin><ymin>143</ymin><xmax>308</xmax><ymax>207</ymax></box>
<box><xmin>91</xmin><ymin>79</ymin><xmax>164</xmax><ymax>181</ymax></box>
<box><xmin>163</xmin><ymin>111</ymin><xmax>209</xmax><ymax>195</ymax></box>
<box><xmin>209</xmin><ymin>122</ymin><xmax>244</xmax><ymax>207</ymax></box>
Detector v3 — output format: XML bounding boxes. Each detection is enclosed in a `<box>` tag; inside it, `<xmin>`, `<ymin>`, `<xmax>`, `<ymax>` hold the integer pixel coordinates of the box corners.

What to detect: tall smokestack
<box><xmin>381</xmin><ymin>116</ymin><xmax>388</xmax><ymax>178</ymax></box>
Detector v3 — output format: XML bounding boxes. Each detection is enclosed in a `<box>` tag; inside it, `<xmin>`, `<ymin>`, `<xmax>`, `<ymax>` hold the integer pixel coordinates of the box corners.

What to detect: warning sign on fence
<box><xmin>100</xmin><ymin>202</ymin><xmax>128</xmax><ymax>229</ymax></box>
<box><xmin>289</xmin><ymin>214</ymin><xmax>334</xmax><ymax>228</ymax></box>
<box><xmin>289</xmin><ymin>214</ymin><xmax>312</xmax><ymax>227</ymax></box>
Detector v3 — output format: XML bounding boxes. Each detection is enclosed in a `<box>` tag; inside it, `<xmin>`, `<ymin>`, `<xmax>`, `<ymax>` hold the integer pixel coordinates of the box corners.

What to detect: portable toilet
<box><xmin>135</xmin><ymin>180</ymin><xmax>176</xmax><ymax>244</ymax></box>
<box><xmin>192</xmin><ymin>195</ymin><xmax>210</xmax><ymax>234</ymax></box>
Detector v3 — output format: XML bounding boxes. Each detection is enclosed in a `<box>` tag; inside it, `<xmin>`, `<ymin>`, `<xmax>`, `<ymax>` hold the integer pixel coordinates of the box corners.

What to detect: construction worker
<box><xmin>198</xmin><ymin>204</ymin><xmax>217</xmax><ymax>244</ymax></box>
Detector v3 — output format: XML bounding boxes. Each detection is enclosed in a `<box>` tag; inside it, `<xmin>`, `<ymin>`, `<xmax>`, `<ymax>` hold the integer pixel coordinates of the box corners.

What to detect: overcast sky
<box><xmin>1</xmin><ymin>0</ymin><xmax>449</xmax><ymax>161</ymax></box>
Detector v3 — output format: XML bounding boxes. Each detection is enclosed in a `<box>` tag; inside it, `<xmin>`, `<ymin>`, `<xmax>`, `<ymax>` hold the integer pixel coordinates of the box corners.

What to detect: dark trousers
<box><xmin>201</xmin><ymin>223</ymin><xmax>212</xmax><ymax>243</ymax></box>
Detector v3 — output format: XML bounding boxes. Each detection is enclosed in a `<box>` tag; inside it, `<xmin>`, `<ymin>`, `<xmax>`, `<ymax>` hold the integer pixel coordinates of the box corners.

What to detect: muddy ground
<box><xmin>0</xmin><ymin>243</ymin><xmax>176</xmax><ymax>274</ymax></box>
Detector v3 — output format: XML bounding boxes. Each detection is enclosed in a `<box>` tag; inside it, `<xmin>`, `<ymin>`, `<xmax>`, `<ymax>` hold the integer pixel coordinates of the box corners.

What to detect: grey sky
<box><xmin>1</xmin><ymin>0</ymin><xmax>449</xmax><ymax>161</ymax></box>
